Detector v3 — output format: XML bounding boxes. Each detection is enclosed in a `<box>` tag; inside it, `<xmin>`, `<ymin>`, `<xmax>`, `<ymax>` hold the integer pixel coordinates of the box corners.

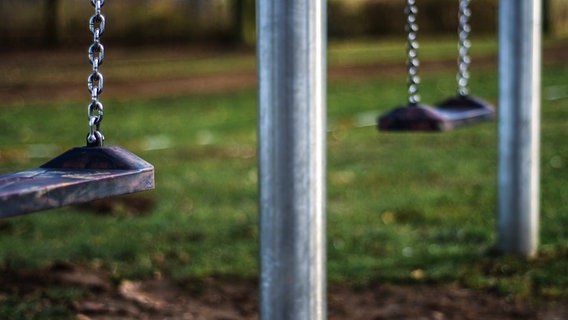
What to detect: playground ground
<box><xmin>3</xmin><ymin>262</ymin><xmax>566</xmax><ymax>320</ymax></box>
<box><xmin>1</xmin><ymin>39</ymin><xmax>568</xmax><ymax>319</ymax></box>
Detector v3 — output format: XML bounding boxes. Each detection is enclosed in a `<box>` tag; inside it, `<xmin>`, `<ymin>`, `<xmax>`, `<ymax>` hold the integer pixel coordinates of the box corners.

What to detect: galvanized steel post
<box><xmin>497</xmin><ymin>0</ymin><xmax>542</xmax><ymax>257</ymax></box>
<box><xmin>256</xmin><ymin>0</ymin><xmax>327</xmax><ymax>319</ymax></box>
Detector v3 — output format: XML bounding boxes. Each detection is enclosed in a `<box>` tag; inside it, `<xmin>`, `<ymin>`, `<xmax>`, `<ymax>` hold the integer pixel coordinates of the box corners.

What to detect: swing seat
<box><xmin>378</xmin><ymin>95</ymin><xmax>495</xmax><ymax>131</ymax></box>
<box><xmin>0</xmin><ymin>146</ymin><xmax>154</xmax><ymax>218</ymax></box>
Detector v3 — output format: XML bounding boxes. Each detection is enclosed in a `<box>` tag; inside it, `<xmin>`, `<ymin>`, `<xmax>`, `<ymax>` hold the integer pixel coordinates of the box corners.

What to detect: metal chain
<box><xmin>457</xmin><ymin>0</ymin><xmax>471</xmax><ymax>97</ymax></box>
<box><xmin>405</xmin><ymin>0</ymin><xmax>420</xmax><ymax>105</ymax></box>
<box><xmin>87</xmin><ymin>0</ymin><xmax>106</xmax><ymax>147</ymax></box>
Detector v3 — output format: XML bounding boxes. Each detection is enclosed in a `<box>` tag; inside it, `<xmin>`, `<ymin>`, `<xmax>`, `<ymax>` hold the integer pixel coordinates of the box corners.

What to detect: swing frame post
<box><xmin>256</xmin><ymin>0</ymin><xmax>327</xmax><ymax>318</ymax></box>
<box><xmin>497</xmin><ymin>0</ymin><xmax>542</xmax><ymax>257</ymax></box>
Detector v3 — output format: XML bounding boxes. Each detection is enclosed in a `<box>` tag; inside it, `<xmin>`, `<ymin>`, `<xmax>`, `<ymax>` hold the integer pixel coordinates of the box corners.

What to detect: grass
<box><xmin>1</xmin><ymin>37</ymin><xmax>568</xmax><ymax>317</ymax></box>
<box><xmin>0</xmin><ymin>285</ymin><xmax>85</xmax><ymax>320</ymax></box>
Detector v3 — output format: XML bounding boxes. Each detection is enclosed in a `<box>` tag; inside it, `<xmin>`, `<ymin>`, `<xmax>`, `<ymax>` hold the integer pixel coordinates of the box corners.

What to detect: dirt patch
<box><xmin>1</xmin><ymin>41</ymin><xmax>567</xmax><ymax>106</ymax></box>
<box><xmin>1</xmin><ymin>264</ymin><xmax>567</xmax><ymax>320</ymax></box>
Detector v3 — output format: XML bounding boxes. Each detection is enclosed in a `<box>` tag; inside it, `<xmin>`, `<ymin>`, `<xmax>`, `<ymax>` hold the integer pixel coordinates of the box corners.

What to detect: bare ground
<box><xmin>2</xmin><ymin>263</ymin><xmax>567</xmax><ymax>320</ymax></box>
<box><xmin>1</xmin><ymin>42</ymin><xmax>568</xmax><ymax>319</ymax></box>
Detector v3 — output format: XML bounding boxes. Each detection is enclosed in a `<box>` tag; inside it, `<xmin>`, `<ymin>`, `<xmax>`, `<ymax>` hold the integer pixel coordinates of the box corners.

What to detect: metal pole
<box><xmin>257</xmin><ymin>0</ymin><xmax>327</xmax><ymax>319</ymax></box>
<box><xmin>497</xmin><ymin>0</ymin><xmax>542</xmax><ymax>257</ymax></box>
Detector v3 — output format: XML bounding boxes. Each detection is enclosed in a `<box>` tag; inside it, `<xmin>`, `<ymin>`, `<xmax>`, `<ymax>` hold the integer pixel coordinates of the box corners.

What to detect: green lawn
<box><xmin>1</xmin><ymin>38</ymin><xmax>568</xmax><ymax>317</ymax></box>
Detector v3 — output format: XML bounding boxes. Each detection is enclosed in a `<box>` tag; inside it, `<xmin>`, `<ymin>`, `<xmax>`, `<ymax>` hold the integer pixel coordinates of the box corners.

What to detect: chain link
<box><xmin>457</xmin><ymin>0</ymin><xmax>471</xmax><ymax>97</ymax></box>
<box><xmin>405</xmin><ymin>0</ymin><xmax>420</xmax><ymax>105</ymax></box>
<box><xmin>87</xmin><ymin>0</ymin><xmax>105</xmax><ymax>147</ymax></box>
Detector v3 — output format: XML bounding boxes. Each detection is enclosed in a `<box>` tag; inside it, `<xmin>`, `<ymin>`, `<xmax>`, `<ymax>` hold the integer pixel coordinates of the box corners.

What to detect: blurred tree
<box><xmin>44</xmin><ymin>0</ymin><xmax>60</xmax><ymax>47</ymax></box>
<box><xmin>544</xmin><ymin>0</ymin><xmax>568</xmax><ymax>36</ymax></box>
<box><xmin>543</xmin><ymin>0</ymin><xmax>551</xmax><ymax>34</ymax></box>
<box><xmin>233</xmin><ymin>0</ymin><xmax>255</xmax><ymax>45</ymax></box>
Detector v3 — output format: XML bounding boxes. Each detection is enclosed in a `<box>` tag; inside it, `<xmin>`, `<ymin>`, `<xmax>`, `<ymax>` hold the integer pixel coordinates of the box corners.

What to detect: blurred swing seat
<box><xmin>378</xmin><ymin>95</ymin><xmax>495</xmax><ymax>131</ymax></box>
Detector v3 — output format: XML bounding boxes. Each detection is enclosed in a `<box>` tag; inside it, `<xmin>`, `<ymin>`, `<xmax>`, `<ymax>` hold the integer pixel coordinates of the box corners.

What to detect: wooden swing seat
<box><xmin>0</xmin><ymin>146</ymin><xmax>154</xmax><ymax>218</ymax></box>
